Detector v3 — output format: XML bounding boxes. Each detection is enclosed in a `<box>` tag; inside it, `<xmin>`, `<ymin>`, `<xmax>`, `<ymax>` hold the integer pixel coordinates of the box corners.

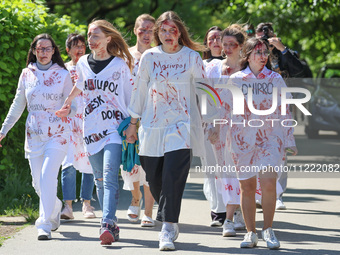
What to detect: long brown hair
<box><xmin>240</xmin><ymin>37</ymin><xmax>272</xmax><ymax>70</ymax></box>
<box><xmin>89</xmin><ymin>20</ymin><xmax>133</xmax><ymax>71</ymax></box>
<box><xmin>26</xmin><ymin>33</ymin><xmax>66</xmax><ymax>69</ymax></box>
<box><xmin>153</xmin><ymin>11</ymin><xmax>205</xmax><ymax>52</ymax></box>
<box><xmin>203</xmin><ymin>26</ymin><xmax>222</xmax><ymax>60</ymax></box>
<box><xmin>221</xmin><ymin>24</ymin><xmax>247</xmax><ymax>58</ymax></box>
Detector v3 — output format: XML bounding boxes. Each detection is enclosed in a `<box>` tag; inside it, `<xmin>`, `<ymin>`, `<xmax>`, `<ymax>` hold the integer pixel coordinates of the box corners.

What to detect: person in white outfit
<box><xmin>60</xmin><ymin>33</ymin><xmax>96</xmax><ymax>220</ymax></box>
<box><xmin>122</xmin><ymin>14</ymin><xmax>156</xmax><ymax>227</ymax></box>
<box><xmin>0</xmin><ymin>34</ymin><xmax>74</xmax><ymax>240</ymax></box>
<box><xmin>125</xmin><ymin>11</ymin><xmax>206</xmax><ymax>251</ymax></box>
<box><xmin>207</xmin><ymin>24</ymin><xmax>247</xmax><ymax>237</ymax></box>
<box><xmin>224</xmin><ymin>37</ymin><xmax>298</xmax><ymax>249</ymax></box>
<box><xmin>201</xmin><ymin>26</ymin><xmax>227</xmax><ymax>227</ymax></box>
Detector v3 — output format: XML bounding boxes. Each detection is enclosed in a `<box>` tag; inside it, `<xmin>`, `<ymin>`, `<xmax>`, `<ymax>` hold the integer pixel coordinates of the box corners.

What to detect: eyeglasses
<box><xmin>254</xmin><ymin>50</ymin><xmax>270</xmax><ymax>56</ymax></box>
<box><xmin>208</xmin><ymin>36</ymin><xmax>221</xmax><ymax>42</ymax></box>
<box><xmin>35</xmin><ymin>46</ymin><xmax>54</xmax><ymax>53</ymax></box>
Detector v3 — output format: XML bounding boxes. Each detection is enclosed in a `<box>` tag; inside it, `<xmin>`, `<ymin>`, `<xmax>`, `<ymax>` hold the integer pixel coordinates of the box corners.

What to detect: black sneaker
<box><xmin>99</xmin><ymin>223</ymin><xmax>114</xmax><ymax>245</ymax></box>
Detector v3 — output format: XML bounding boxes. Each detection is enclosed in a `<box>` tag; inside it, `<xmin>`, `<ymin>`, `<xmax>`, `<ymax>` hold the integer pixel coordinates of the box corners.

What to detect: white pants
<box><xmin>28</xmin><ymin>149</ymin><xmax>66</xmax><ymax>232</ymax></box>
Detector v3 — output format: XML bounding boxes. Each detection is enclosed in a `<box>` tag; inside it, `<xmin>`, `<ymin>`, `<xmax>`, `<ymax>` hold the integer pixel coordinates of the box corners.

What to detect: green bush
<box><xmin>0</xmin><ymin>0</ymin><xmax>86</xmax><ymax>214</ymax></box>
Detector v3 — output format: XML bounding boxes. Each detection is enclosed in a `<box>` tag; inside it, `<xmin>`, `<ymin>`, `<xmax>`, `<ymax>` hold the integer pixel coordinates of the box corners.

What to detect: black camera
<box><xmin>261</xmin><ymin>26</ymin><xmax>271</xmax><ymax>41</ymax></box>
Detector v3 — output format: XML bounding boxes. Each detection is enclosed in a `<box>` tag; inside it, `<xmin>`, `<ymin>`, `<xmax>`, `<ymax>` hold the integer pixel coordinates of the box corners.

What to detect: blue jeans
<box><xmin>61</xmin><ymin>165</ymin><xmax>95</xmax><ymax>201</ymax></box>
<box><xmin>88</xmin><ymin>143</ymin><xmax>121</xmax><ymax>225</ymax></box>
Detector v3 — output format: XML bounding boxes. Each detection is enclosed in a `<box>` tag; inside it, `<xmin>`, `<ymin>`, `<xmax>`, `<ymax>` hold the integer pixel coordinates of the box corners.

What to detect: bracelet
<box><xmin>281</xmin><ymin>47</ymin><xmax>288</xmax><ymax>55</ymax></box>
<box><xmin>130</xmin><ymin>122</ymin><xmax>137</xmax><ymax>125</ymax></box>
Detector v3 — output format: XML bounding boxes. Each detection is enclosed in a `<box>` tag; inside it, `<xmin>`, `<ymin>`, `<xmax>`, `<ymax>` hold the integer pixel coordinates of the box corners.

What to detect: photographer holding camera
<box><xmin>255</xmin><ymin>22</ymin><xmax>304</xmax><ymax>79</ymax></box>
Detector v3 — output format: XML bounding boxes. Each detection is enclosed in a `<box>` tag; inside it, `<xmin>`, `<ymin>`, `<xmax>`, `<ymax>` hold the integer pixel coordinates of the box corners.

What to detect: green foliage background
<box><xmin>0</xmin><ymin>0</ymin><xmax>86</xmax><ymax>214</ymax></box>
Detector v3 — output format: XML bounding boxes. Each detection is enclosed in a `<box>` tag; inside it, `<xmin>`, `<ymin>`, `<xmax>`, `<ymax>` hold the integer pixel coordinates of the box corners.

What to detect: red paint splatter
<box><xmin>48</xmin><ymin>127</ymin><xmax>52</xmax><ymax>137</ymax></box>
<box><xmin>43</xmin><ymin>72</ymin><xmax>61</xmax><ymax>86</ymax></box>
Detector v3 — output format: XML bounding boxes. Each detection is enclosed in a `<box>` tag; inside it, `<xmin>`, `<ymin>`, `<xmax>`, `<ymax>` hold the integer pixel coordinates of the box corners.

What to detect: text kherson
<box><xmin>84</xmin><ymin>79</ymin><xmax>119</xmax><ymax>95</ymax></box>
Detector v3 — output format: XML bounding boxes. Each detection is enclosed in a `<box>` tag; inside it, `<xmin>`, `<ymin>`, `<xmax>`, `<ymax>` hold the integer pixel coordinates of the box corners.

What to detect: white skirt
<box><xmin>121</xmin><ymin>165</ymin><xmax>149</xmax><ymax>191</ymax></box>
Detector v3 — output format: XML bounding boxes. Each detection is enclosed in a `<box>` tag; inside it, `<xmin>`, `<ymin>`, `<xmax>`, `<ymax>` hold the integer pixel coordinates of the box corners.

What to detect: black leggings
<box><xmin>140</xmin><ymin>149</ymin><xmax>192</xmax><ymax>223</ymax></box>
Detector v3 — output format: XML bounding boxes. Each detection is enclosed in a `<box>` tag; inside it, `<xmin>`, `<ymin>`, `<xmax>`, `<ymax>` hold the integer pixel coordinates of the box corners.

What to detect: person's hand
<box><xmin>268</xmin><ymin>37</ymin><xmax>286</xmax><ymax>52</ymax></box>
<box><xmin>208</xmin><ymin>125</ymin><xmax>220</xmax><ymax>144</ymax></box>
<box><xmin>0</xmin><ymin>133</ymin><xmax>5</xmax><ymax>148</ymax></box>
<box><xmin>286</xmin><ymin>146</ymin><xmax>298</xmax><ymax>156</ymax></box>
<box><xmin>125</xmin><ymin>124</ymin><xmax>138</xmax><ymax>144</ymax></box>
<box><xmin>56</xmin><ymin>104</ymin><xmax>71</xmax><ymax>123</ymax></box>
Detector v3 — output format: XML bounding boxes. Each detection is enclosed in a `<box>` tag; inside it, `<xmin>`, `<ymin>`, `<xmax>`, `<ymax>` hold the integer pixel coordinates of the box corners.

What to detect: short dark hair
<box><xmin>256</xmin><ymin>22</ymin><xmax>274</xmax><ymax>34</ymax></box>
<box><xmin>65</xmin><ymin>33</ymin><xmax>86</xmax><ymax>50</ymax></box>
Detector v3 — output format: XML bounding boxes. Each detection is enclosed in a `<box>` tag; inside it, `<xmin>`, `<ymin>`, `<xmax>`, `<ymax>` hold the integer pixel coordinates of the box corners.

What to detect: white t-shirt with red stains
<box><xmin>203</xmin><ymin>58</ymin><xmax>222</xmax><ymax>78</ymax></box>
<box><xmin>128</xmin><ymin>45</ymin><xmax>206</xmax><ymax>157</ymax></box>
<box><xmin>76</xmin><ymin>55</ymin><xmax>133</xmax><ymax>156</ymax></box>
<box><xmin>225</xmin><ymin>66</ymin><xmax>296</xmax><ymax>179</ymax></box>
<box><xmin>61</xmin><ymin>63</ymin><xmax>92</xmax><ymax>173</ymax></box>
<box><xmin>0</xmin><ymin>63</ymin><xmax>73</xmax><ymax>158</ymax></box>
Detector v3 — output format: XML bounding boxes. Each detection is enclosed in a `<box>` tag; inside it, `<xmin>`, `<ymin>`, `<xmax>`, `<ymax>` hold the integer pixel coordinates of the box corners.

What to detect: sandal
<box><xmin>127</xmin><ymin>197</ymin><xmax>143</xmax><ymax>223</ymax></box>
<box><xmin>141</xmin><ymin>215</ymin><xmax>155</xmax><ymax>227</ymax></box>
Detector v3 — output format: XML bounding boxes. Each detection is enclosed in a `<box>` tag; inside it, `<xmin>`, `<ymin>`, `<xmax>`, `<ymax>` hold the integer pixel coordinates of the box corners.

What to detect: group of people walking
<box><xmin>0</xmin><ymin>10</ymin><xmax>302</xmax><ymax>251</ymax></box>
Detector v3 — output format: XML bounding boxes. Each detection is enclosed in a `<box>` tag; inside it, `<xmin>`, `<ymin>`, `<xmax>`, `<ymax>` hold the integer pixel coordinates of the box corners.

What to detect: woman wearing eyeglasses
<box><xmin>225</xmin><ymin>37</ymin><xmax>298</xmax><ymax>249</ymax></box>
<box><xmin>0</xmin><ymin>34</ymin><xmax>73</xmax><ymax>240</ymax></box>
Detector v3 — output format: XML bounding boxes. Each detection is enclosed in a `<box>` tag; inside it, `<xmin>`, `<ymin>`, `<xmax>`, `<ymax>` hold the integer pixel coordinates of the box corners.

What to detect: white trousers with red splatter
<box><xmin>28</xmin><ymin>149</ymin><xmax>66</xmax><ymax>233</ymax></box>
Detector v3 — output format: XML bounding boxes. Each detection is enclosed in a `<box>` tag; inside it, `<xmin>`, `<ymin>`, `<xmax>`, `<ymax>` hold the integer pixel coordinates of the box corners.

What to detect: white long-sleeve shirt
<box><xmin>75</xmin><ymin>55</ymin><xmax>133</xmax><ymax>155</ymax></box>
<box><xmin>0</xmin><ymin>63</ymin><xmax>73</xmax><ymax>158</ymax></box>
<box><xmin>128</xmin><ymin>45</ymin><xmax>206</xmax><ymax>157</ymax></box>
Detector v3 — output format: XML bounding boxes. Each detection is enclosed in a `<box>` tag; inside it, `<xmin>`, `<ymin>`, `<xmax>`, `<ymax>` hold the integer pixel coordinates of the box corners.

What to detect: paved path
<box><xmin>1</xmin><ymin>126</ymin><xmax>340</xmax><ymax>254</ymax></box>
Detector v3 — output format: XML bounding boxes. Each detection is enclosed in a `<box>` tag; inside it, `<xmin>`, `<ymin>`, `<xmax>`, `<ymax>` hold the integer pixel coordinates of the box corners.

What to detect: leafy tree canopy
<box><xmin>44</xmin><ymin>0</ymin><xmax>340</xmax><ymax>74</ymax></box>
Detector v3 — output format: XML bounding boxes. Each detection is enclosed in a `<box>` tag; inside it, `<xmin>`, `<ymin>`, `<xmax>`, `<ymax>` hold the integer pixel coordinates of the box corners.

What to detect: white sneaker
<box><xmin>240</xmin><ymin>231</ymin><xmax>258</xmax><ymax>248</ymax></box>
<box><xmin>83</xmin><ymin>202</ymin><xmax>96</xmax><ymax>219</ymax></box>
<box><xmin>51</xmin><ymin>199</ymin><xmax>62</xmax><ymax>231</ymax></box>
<box><xmin>262</xmin><ymin>227</ymin><xmax>280</xmax><ymax>249</ymax></box>
<box><xmin>210</xmin><ymin>220</ymin><xmax>223</xmax><ymax>227</ymax></box>
<box><xmin>276</xmin><ymin>199</ymin><xmax>286</xmax><ymax>210</ymax></box>
<box><xmin>222</xmin><ymin>220</ymin><xmax>236</xmax><ymax>237</ymax></box>
<box><xmin>61</xmin><ymin>203</ymin><xmax>74</xmax><ymax>220</ymax></box>
<box><xmin>172</xmin><ymin>223</ymin><xmax>179</xmax><ymax>241</ymax></box>
<box><xmin>37</xmin><ymin>229</ymin><xmax>51</xmax><ymax>240</ymax></box>
<box><xmin>234</xmin><ymin>210</ymin><xmax>246</xmax><ymax>230</ymax></box>
<box><xmin>159</xmin><ymin>230</ymin><xmax>175</xmax><ymax>251</ymax></box>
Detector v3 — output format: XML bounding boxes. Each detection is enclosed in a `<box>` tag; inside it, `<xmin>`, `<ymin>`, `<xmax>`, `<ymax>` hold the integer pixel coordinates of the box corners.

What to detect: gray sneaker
<box><xmin>222</xmin><ymin>220</ymin><xmax>236</xmax><ymax>237</ymax></box>
<box><xmin>240</xmin><ymin>231</ymin><xmax>258</xmax><ymax>248</ymax></box>
<box><xmin>99</xmin><ymin>223</ymin><xmax>114</xmax><ymax>245</ymax></box>
<box><xmin>262</xmin><ymin>227</ymin><xmax>280</xmax><ymax>249</ymax></box>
